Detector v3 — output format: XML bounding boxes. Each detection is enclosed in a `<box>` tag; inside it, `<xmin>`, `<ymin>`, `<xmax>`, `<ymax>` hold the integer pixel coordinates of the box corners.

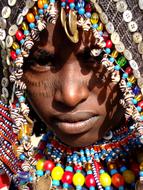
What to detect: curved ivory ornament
<box><xmin>139</xmin><ymin>0</ymin><xmax>143</xmax><ymax>10</ymax></box>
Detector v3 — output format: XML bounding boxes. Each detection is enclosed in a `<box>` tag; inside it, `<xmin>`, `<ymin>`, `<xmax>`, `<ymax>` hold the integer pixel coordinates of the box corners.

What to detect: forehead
<box><xmin>37</xmin><ymin>20</ymin><xmax>95</xmax><ymax>54</ymax></box>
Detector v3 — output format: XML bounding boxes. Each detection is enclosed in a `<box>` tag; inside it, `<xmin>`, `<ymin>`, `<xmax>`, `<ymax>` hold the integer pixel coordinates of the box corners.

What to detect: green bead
<box><xmin>117</xmin><ymin>56</ymin><xmax>127</xmax><ymax>67</ymax></box>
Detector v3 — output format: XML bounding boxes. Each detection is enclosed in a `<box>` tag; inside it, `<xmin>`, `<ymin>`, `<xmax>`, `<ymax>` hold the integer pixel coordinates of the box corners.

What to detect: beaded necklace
<box><xmin>16</xmin><ymin>124</ymin><xmax>143</xmax><ymax>190</ymax></box>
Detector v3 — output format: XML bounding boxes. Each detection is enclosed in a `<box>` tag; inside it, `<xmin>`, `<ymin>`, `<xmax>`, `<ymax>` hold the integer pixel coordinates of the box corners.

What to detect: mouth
<box><xmin>51</xmin><ymin>112</ymin><xmax>100</xmax><ymax>135</ymax></box>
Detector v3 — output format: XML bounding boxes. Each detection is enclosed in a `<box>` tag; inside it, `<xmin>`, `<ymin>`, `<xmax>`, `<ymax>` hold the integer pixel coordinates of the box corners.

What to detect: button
<box><xmin>115</xmin><ymin>41</ymin><xmax>125</xmax><ymax>52</ymax></box>
<box><xmin>0</xmin><ymin>40</ymin><xmax>5</xmax><ymax>49</ymax></box>
<box><xmin>128</xmin><ymin>21</ymin><xmax>138</xmax><ymax>32</ymax></box>
<box><xmin>1</xmin><ymin>6</ymin><xmax>11</xmax><ymax>19</ymax></box>
<box><xmin>0</xmin><ymin>29</ymin><xmax>6</xmax><ymax>41</ymax></box>
<box><xmin>138</xmin><ymin>42</ymin><xmax>143</xmax><ymax>54</ymax></box>
<box><xmin>99</xmin><ymin>12</ymin><xmax>108</xmax><ymax>24</ymax></box>
<box><xmin>139</xmin><ymin>0</ymin><xmax>143</xmax><ymax>10</ymax></box>
<box><xmin>22</xmin><ymin>6</ymin><xmax>29</xmax><ymax>16</ymax></box>
<box><xmin>94</xmin><ymin>2</ymin><xmax>102</xmax><ymax>14</ymax></box>
<box><xmin>6</xmin><ymin>35</ymin><xmax>13</xmax><ymax>48</ymax></box>
<box><xmin>123</xmin><ymin>10</ymin><xmax>132</xmax><ymax>22</ymax></box>
<box><xmin>0</xmin><ymin>17</ymin><xmax>7</xmax><ymax>29</ymax></box>
<box><xmin>8</xmin><ymin>24</ymin><xmax>18</xmax><ymax>36</ymax></box>
<box><xmin>111</xmin><ymin>32</ymin><xmax>120</xmax><ymax>44</ymax></box>
<box><xmin>105</xmin><ymin>22</ymin><xmax>114</xmax><ymax>34</ymax></box>
<box><xmin>116</xmin><ymin>1</ymin><xmax>127</xmax><ymax>12</ymax></box>
<box><xmin>133</xmin><ymin>32</ymin><xmax>142</xmax><ymax>44</ymax></box>
<box><xmin>26</xmin><ymin>0</ymin><xmax>35</xmax><ymax>8</ymax></box>
<box><xmin>17</xmin><ymin>14</ymin><xmax>24</xmax><ymax>25</ymax></box>
<box><xmin>1</xmin><ymin>77</ymin><xmax>9</xmax><ymax>87</ymax></box>
<box><xmin>129</xmin><ymin>59</ymin><xmax>139</xmax><ymax>70</ymax></box>
<box><xmin>133</xmin><ymin>70</ymin><xmax>141</xmax><ymax>79</ymax></box>
<box><xmin>123</xmin><ymin>49</ymin><xmax>132</xmax><ymax>60</ymax></box>
<box><xmin>2</xmin><ymin>87</ymin><xmax>9</xmax><ymax>98</ymax></box>
<box><xmin>8</xmin><ymin>0</ymin><xmax>17</xmax><ymax>6</ymax></box>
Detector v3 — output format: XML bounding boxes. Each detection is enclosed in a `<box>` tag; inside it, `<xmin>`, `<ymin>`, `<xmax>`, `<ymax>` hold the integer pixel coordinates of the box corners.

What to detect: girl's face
<box><xmin>23</xmin><ymin>21</ymin><xmax>123</xmax><ymax>147</ymax></box>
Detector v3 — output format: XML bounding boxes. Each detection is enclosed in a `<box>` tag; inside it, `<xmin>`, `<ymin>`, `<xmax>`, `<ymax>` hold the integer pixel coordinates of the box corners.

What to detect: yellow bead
<box><xmin>22</xmin><ymin>22</ymin><xmax>28</xmax><ymax>31</ymax></box>
<box><xmin>85</xmin><ymin>163</ymin><xmax>92</xmax><ymax>171</ymax></box>
<box><xmin>32</xmin><ymin>6</ymin><xmax>38</xmax><ymax>15</ymax></box>
<box><xmin>128</xmin><ymin>75</ymin><xmax>136</xmax><ymax>83</ymax></box>
<box><xmin>38</xmin><ymin>0</ymin><xmax>44</xmax><ymax>8</ymax></box>
<box><xmin>51</xmin><ymin>166</ymin><xmax>64</xmax><ymax>180</ymax></box>
<box><xmin>111</xmin><ymin>50</ymin><xmax>119</xmax><ymax>58</ymax></box>
<box><xmin>42</xmin><ymin>0</ymin><xmax>48</xmax><ymax>3</ymax></box>
<box><xmin>107</xmin><ymin>162</ymin><xmax>116</xmax><ymax>170</ymax></box>
<box><xmin>18</xmin><ymin>128</ymin><xmax>23</xmax><ymax>141</ymax></box>
<box><xmin>140</xmin><ymin>162</ymin><xmax>143</xmax><ymax>170</ymax></box>
<box><xmin>12</xmin><ymin>42</ymin><xmax>20</xmax><ymax>50</ymax></box>
<box><xmin>36</xmin><ymin>159</ymin><xmax>45</xmax><ymax>170</ymax></box>
<box><xmin>97</xmin><ymin>23</ymin><xmax>103</xmax><ymax>31</ymax></box>
<box><xmin>26</xmin><ymin>13</ymin><xmax>35</xmax><ymax>23</ymax></box>
<box><xmin>91</xmin><ymin>13</ymin><xmax>99</xmax><ymax>24</ymax></box>
<box><xmin>73</xmin><ymin>173</ymin><xmax>85</xmax><ymax>186</ymax></box>
<box><xmin>122</xmin><ymin>170</ymin><xmax>135</xmax><ymax>184</ymax></box>
<box><xmin>99</xmin><ymin>173</ymin><xmax>111</xmax><ymax>187</ymax></box>
<box><xmin>135</xmin><ymin>94</ymin><xmax>143</xmax><ymax>102</ymax></box>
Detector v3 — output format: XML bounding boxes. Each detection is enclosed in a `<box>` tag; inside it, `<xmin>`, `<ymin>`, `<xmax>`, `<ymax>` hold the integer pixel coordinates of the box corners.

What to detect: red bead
<box><xmin>16</xmin><ymin>30</ymin><xmax>24</xmax><ymax>41</ymax></box>
<box><xmin>85</xmin><ymin>174</ymin><xmax>96</xmax><ymax>188</ymax></box>
<box><xmin>112</xmin><ymin>173</ymin><xmax>124</xmax><ymax>188</ymax></box>
<box><xmin>34</xmin><ymin>153</ymin><xmax>43</xmax><ymax>160</ymax></box>
<box><xmin>68</xmin><ymin>0</ymin><xmax>74</xmax><ymax>3</ymax></box>
<box><xmin>74</xmin><ymin>165</ymin><xmax>82</xmax><ymax>171</ymax></box>
<box><xmin>125</xmin><ymin>67</ymin><xmax>132</xmax><ymax>75</ymax></box>
<box><xmin>65</xmin><ymin>5</ymin><xmax>70</xmax><ymax>14</ymax></box>
<box><xmin>61</xmin><ymin>171</ymin><xmax>73</xmax><ymax>184</ymax></box>
<box><xmin>106</xmin><ymin>40</ymin><xmax>112</xmax><ymax>48</ymax></box>
<box><xmin>10</xmin><ymin>51</ymin><xmax>17</xmax><ymax>60</ymax></box>
<box><xmin>43</xmin><ymin>160</ymin><xmax>55</xmax><ymax>171</ymax></box>
<box><xmin>138</xmin><ymin>101</ymin><xmax>143</xmax><ymax>109</ymax></box>
<box><xmin>130</xmin><ymin>162</ymin><xmax>140</xmax><ymax>176</ymax></box>
<box><xmin>85</xmin><ymin>4</ymin><xmax>92</xmax><ymax>12</ymax></box>
<box><xmin>39</xmin><ymin>142</ymin><xmax>46</xmax><ymax>150</ymax></box>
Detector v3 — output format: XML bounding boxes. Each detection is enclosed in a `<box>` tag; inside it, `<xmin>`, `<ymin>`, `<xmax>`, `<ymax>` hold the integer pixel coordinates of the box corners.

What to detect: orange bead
<box><xmin>38</xmin><ymin>0</ymin><xmax>44</xmax><ymax>8</ymax></box>
<box><xmin>26</xmin><ymin>13</ymin><xmax>35</xmax><ymax>23</ymax></box>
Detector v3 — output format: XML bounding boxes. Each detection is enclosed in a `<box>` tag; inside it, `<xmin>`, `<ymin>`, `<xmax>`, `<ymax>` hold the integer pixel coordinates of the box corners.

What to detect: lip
<box><xmin>51</xmin><ymin>112</ymin><xmax>100</xmax><ymax>135</ymax></box>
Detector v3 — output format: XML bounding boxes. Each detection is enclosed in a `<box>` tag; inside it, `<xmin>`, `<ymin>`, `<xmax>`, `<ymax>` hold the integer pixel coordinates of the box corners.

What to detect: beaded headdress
<box><xmin>0</xmin><ymin>0</ymin><xmax>143</xmax><ymax>189</ymax></box>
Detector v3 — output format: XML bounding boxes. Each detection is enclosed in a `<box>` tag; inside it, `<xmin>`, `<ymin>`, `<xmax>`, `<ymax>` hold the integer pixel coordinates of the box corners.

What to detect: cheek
<box><xmin>23</xmin><ymin>71</ymin><xmax>55</xmax><ymax>118</ymax></box>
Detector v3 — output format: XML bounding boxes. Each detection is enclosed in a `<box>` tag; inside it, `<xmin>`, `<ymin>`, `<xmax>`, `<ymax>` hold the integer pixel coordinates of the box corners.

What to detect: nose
<box><xmin>54</xmin><ymin>57</ymin><xmax>89</xmax><ymax>107</ymax></box>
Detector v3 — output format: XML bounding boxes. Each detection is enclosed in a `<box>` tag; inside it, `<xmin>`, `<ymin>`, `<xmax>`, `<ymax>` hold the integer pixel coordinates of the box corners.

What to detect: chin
<box><xmin>54</xmin><ymin>131</ymin><xmax>99</xmax><ymax>147</ymax></box>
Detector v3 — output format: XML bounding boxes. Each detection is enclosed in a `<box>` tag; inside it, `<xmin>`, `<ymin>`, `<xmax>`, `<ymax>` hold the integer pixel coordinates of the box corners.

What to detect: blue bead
<box><xmin>76</xmin><ymin>185</ymin><xmax>82</xmax><ymax>190</ymax></box>
<box><xmin>16</xmin><ymin>49</ymin><xmax>21</xmax><ymax>55</ymax></box>
<box><xmin>114</xmin><ymin>65</ymin><xmax>120</xmax><ymax>71</ymax></box>
<box><xmin>105</xmin><ymin>48</ymin><xmax>111</xmax><ymax>54</ymax></box>
<box><xmin>52</xmin><ymin>180</ymin><xmax>60</xmax><ymax>186</ymax></box>
<box><xmin>127</xmin><ymin>82</ymin><xmax>132</xmax><ymax>87</ymax></box>
<box><xmin>133</xmin><ymin>86</ymin><xmax>140</xmax><ymax>95</ymax></box>
<box><xmin>29</xmin><ymin>23</ymin><xmax>35</xmax><ymax>29</ymax></box>
<box><xmin>110</xmin><ymin>169</ymin><xmax>117</xmax><ymax>175</ymax></box>
<box><xmin>89</xmin><ymin>187</ymin><xmax>95</xmax><ymax>190</ymax></box>
<box><xmin>44</xmin><ymin>4</ymin><xmax>48</xmax><ymax>9</ymax></box>
<box><xmin>50</xmin><ymin>0</ymin><xmax>55</xmax><ymax>3</ymax></box>
<box><xmin>63</xmin><ymin>183</ymin><xmax>69</xmax><ymax>188</ymax></box>
<box><xmin>35</xmin><ymin>15</ymin><xmax>39</xmax><ymax>20</ymax></box>
<box><xmin>61</xmin><ymin>2</ymin><xmax>66</xmax><ymax>7</ymax></box>
<box><xmin>39</xmin><ymin>9</ymin><xmax>44</xmax><ymax>14</ymax></box>
<box><xmin>122</xmin><ymin>73</ymin><xmax>128</xmax><ymax>78</ymax></box>
<box><xmin>70</xmin><ymin>3</ymin><xmax>75</xmax><ymax>9</ymax></box>
<box><xmin>29</xmin><ymin>176</ymin><xmax>33</xmax><ymax>182</ymax></box>
<box><xmin>105</xmin><ymin>187</ymin><xmax>111</xmax><ymax>190</ymax></box>
<box><xmin>140</xmin><ymin>171</ymin><xmax>143</xmax><ymax>176</ymax></box>
<box><xmin>119</xmin><ymin>186</ymin><xmax>124</xmax><ymax>190</ymax></box>
<box><xmin>78</xmin><ymin>8</ymin><xmax>85</xmax><ymax>15</ymax></box>
<box><xmin>140</xmin><ymin>115</ymin><xmax>143</xmax><ymax>121</ymax></box>
<box><xmin>19</xmin><ymin>154</ymin><xmax>25</xmax><ymax>160</ymax></box>
<box><xmin>120</xmin><ymin>166</ymin><xmax>127</xmax><ymax>173</ymax></box>
<box><xmin>65</xmin><ymin>166</ymin><xmax>73</xmax><ymax>172</ymax></box>
<box><xmin>100</xmin><ymin>169</ymin><xmax>104</xmax><ymax>174</ymax></box>
<box><xmin>19</xmin><ymin>96</ymin><xmax>25</xmax><ymax>102</ymax></box>
<box><xmin>24</xmin><ymin>30</ymin><xmax>30</xmax><ymax>35</ymax></box>
<box><xmin>36</xmin><ymin>170</ymin><xmax>44</xmax><ymax>176</ymax></box>
<box><xmin>109</xmin><ymin>57</ymin><xmax>115</xmax><ymax>62</ymax></box>
<box><xmin>92</xmin><ymin>24</ymin><xmax>98</xmax><ymax>29</ymax></box>
<box><xmin>137</xmin><ymin>106</ymin><xmax>142</xmax><ymax>112</ymax></box>
<box><xmin>86</xmin><ymin>12</ymin><xmax>91</xmax><ymax>18</ymax></box>
<box><xmin>132</xmin><ymin>98</ymin><xmax>137</xmax><ymax>104</ymax></box>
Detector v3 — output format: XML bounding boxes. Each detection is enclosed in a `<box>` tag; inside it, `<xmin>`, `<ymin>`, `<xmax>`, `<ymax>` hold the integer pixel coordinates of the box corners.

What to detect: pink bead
<box><xmin>138</xmin><ymin>101</ymin><xmax>143</xmax><ymax>109</ymax></box>
<box><xmin>85</xmin><ymin>174</ymin><xmax>96</xmax><ymax>188</ymax></box>
<box><xmin>16</xmin><ymin>30</ymin><xmax>24</xmax><ymax>41</ymax></box>
<box><xmin>10</xmin><ymin>51</ymin><xmax>17</xmax><ymax>60</ymax></box>
<box><xmin>61</xmin><ymin>171</ymin><xmax>73</xmax><ymax>184</ymax></box>
<box><xmin>125</xmin><ymin>67</ymin><xmax>132</xmax><ymax>75</ymax></box>
<box><xmin>106</xmin><ymin>40</ymin><xmax>112</xmax><ymax>48</ymax></box>
<box><xmin>43</xmin><ymin>160</ymin><xmax>55</xmax><ymax>171</ymax></box>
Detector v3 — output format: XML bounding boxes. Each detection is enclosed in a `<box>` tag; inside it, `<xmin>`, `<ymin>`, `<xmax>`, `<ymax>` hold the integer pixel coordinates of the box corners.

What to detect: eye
<box><xmin>24</xmin><ymin>51</ymin><xmax>55</xmax><ymax>72</ymax></box>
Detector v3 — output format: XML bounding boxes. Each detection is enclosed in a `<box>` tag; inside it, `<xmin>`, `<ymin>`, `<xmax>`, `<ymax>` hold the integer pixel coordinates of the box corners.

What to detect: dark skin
<box><xmin>23</xmin><ymin>20</ymin><xmax>124</xmax><ymax>147</ymax></box>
